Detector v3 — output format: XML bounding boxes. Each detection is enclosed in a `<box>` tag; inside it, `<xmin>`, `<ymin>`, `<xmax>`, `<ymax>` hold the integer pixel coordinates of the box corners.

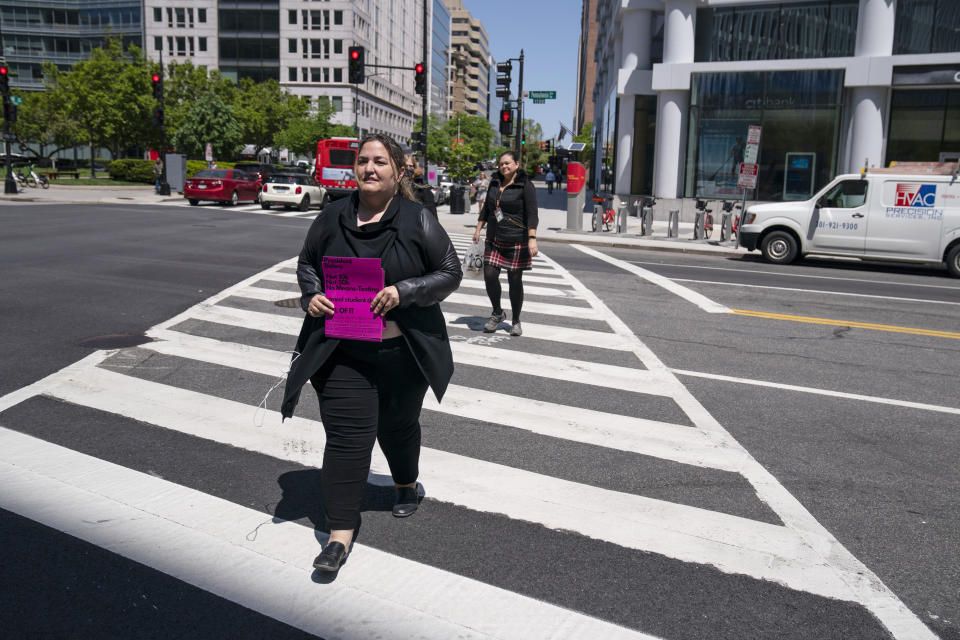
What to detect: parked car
<box><xmin>260</xmin><ymin>173</ymin><xmax>328</xmax><ymax>211</ymax></box>
<box><xmin>184</xmin><ymin>169</ymin><xmax>262</xmax><ymax>206</ymax></box>
<box><xmin>233</xmin><ymin>162</ymin><xmax>276</xmax><ymax>183</ymax></box>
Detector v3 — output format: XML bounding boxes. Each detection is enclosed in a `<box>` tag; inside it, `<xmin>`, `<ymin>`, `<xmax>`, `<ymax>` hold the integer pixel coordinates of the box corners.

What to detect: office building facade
<box><xmin>589</xmin><ymin>0</ymin><xmax>960</xmax><ymax>204</ymax></box>
<box><xmin>443</xmin><ymin>0</ymin><xmax>489</xmax><ymax>118</ymax></box>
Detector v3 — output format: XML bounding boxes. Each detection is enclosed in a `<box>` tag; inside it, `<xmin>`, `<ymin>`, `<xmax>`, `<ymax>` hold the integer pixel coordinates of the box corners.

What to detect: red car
<box><xmin>184</xmin><ymin>169</ymin><xmax>262</xmax><ymax>206</ymax></box>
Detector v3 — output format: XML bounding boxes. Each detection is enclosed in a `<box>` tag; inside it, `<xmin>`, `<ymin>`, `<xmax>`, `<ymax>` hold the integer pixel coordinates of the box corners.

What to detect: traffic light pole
<box><xmin>516</xmin><ymin>49</ymin><xmax>524</xmax><ymax>157</ymax></box>
<box><xmin>157</xmin><ymin>52</ymin><xmax>170</xmax><ymax>196</ymax></box>
<box><xmin>1</xmin><ymin>69</ymin><xmax>15</xmax><ymax>194</ymax></box>
<box><xmin>420</xmin><ymin>0</ymin><xmax>428</xmax><ymax>163</ymax></box>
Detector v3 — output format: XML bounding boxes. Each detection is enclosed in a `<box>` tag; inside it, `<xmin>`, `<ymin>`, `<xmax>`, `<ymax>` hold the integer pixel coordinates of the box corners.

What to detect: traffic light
<box><xmin>348</xmin><ymin>46</ymin><xmax>365</xmax><ymax>84</ymax></box>
<box><xmin>545</xmin><ymin>140</ymin><xmax>552</xmax><ymax>153</ymax></box>
<box><xmin>152</xmin><ymin>107</ymin><xmax>164</xmax><ymax>127</ymax></box>
<box><xmin>0</xmin><ymin>65</ymin><xmax>9</xmax><ymax>94</ymax></box>
<box><xmin>411</xmin><ymin>131</ymin><xmax>425</xmax><ymax>153</ymax></box>
<box><xmin>151</xmin><ymin>72</ymin><xmax>163</xmax><ymax>101</ymax></box>
<box><xmin>521</xmin><ymin>136</ymin><xmax>526</xmax><ymax>153</ymax></box>
<box><xmin>414</xmin><ymin>63</ymin><xmax>426</xmax><ymax>96</ymax></box>
<box><xmin>499</xmin><ymin>108</ymin><xmax>512</xmax><ymax>136</ymax></box>
<box><xmin>495</xmin><ymin>61</ymin><xmax>511</xmax><ymax>99</ymax></box>
<box><xmin>4</xmin><ymin>101</ymin><xmax>17</xmax><ymax>123</ymax></box>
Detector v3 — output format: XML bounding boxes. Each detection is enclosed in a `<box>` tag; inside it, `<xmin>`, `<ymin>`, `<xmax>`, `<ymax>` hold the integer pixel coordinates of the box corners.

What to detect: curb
<box><xmin>535</xmin><ymin>234</ymin><xmax>746</xmax><ymax>258</ymax></box>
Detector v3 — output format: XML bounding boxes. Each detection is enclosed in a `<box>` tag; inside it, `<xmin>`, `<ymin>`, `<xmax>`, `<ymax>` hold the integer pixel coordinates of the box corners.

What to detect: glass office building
<box><xmin>590</xmin><ymin>0</ymin><xmax>960</xmax><ymax>203</ymax></box>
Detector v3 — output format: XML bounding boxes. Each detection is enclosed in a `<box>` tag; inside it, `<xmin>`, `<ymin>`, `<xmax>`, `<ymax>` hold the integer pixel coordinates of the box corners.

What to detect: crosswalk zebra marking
<box><xmin>0</xmin><ymin>425</ymin><xmax>652</xmax><ymax>640</ymax></box>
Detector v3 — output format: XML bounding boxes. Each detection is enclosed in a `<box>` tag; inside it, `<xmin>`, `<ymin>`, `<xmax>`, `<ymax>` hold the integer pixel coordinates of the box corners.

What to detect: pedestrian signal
<box><xmin>499</xmin><ymin>109</ymin><xmax>512</xmax><ymax>136</ymax></box>
<box><xmin>348</xmin><ymin>46</ymin><xmax>365</xmax><ymax>84</ymax></box>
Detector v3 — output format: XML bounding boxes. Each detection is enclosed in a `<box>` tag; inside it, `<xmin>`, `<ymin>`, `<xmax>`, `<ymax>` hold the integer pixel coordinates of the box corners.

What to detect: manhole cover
<box><xmin>77</xmin><ymin>334</ymin><xmax>154</xmax><ymax>349</ymax></box>
<box><xmin>274</xmin><ymin>297</ymin><xmax>301</xmax><ymax>308</ymax></box>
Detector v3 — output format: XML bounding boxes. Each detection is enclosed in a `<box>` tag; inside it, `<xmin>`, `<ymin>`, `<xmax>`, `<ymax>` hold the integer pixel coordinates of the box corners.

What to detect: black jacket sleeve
<box><xmin>523</xmin><ymin>179</ymin><xmax>539</xmax><ymax>231</ymax></box>
<box><xmin>394</xmin><ymin>208</ymin><xmax>463</xmax><ymax>307</ymax></box>
<box><xmin>296</xmin><ymin>218</ymin><xmax>326</xmax><ymax>312</ymax></box>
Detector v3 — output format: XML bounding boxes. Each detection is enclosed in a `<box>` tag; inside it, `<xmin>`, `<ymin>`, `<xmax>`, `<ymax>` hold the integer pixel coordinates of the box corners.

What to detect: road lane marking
<box><xmin>0</xmin><ymin>427</ymin><xmax>652</xmax><ymax>640</ymax></box>
<box><xmin>143</xmin><ymin>330</ymin><xmax>725</xmax><ymax>470</ymax></box>
<box><xmin>731</xmin><ymin>309</ymin><xmax>960</xmax><ymax>339</ymax></box>
<box><xmin>575</xmin><ymin>245</ymin><xmax>732</xmax><ymax>314</ymax></box>
<box><xmin>671</xmin><ymin>368</ymin><xmax>960</xmax><ymax>416</ymax></box>
<box><xmin>29</xmin><ymin>363</ymin><xmax>854</xmax><ymax>597</ymax></box>
<box><xmin>628</xmin><ymin>260</ymin><xmax>960</xmax><ymax>291</ymax></box>
<box><xmin>670</xmin><ymin>278</ymin><xmax>960</xmax><ymax>307</ymax></box>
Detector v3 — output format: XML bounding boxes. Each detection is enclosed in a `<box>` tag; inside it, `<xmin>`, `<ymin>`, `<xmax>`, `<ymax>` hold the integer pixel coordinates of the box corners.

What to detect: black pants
<box><xmin>309</xmin><ymin>337</ymin><xmax>428</xmax><ymax>530</ymax></box>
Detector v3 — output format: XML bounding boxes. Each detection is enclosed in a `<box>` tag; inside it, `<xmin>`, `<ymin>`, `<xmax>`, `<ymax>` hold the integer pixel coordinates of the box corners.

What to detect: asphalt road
<box><xmin>1</xmin><ymin>203</ymin><xmax>957</xmax><ymax>639</ymax></box>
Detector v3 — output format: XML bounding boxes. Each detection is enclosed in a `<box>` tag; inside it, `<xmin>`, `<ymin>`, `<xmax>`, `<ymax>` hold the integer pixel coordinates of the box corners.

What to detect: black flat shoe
<box><xmin>393</xmin><ymin>483</ymin><xmax>421</xmax><ymax>518</ymax></box>
<box><xmin>313</xmin><ymin>541</ymin><xmax>348</xmax><ymax>572</ymax></box>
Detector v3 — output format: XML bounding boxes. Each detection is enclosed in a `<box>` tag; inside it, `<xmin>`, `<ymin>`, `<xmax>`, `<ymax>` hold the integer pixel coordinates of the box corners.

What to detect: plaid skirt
<box><xmin>484</xmin><ymin>238</ymin><xmax>532</xmax><ymax>270</ymax></box>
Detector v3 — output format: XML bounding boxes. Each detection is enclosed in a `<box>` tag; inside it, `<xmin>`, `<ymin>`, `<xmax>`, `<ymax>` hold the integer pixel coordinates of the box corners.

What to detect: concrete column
<box><xmin>615</xmin><ymin>94</ymin><xmax>636</xmax><ymax>194</ymax></box>
<box><xmin>621</xmin><ymin>9</ymin><xmax>652</xmax><ymax>72</ymax></box>
<box><xmin>855</xmin><ymin>0</ymin><xmax>896</xmax><ymax>57</ymax></box>
<box><xmin>663</xmin><ymin>0</ymin><xmax>696</xmax><ymax>65</ymax></box>
<box><xmin>653</xmin><ymin>90</ymin><xmax>689</xmax><ymax>198</ymax></box>
<box><xmin>846</xmin><ymin>86</ymin><xmax>887</xmax><ymax>173</ymax></box>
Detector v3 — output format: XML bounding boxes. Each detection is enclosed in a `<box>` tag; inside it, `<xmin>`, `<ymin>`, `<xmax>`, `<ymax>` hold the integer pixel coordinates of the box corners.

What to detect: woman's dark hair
<box><xmin>356</xmin><ymin>133</ymin><xmax>417</xmax><ymax>202</ymax></box>
<box><xmin>498</xmin><ymin>150</ymin><xmax>519</xmax><ymax>164</ymax></box>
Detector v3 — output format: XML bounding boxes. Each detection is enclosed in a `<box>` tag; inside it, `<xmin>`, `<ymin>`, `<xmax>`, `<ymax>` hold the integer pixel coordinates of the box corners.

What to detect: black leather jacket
<box><xmin>281</xmin><ymin>193</ymin><xmax>462</xmax><ymax>419</ymax></box>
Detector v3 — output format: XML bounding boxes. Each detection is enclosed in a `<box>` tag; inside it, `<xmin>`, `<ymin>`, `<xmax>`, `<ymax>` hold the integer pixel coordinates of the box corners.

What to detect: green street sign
<box><xmin>9</xmin><ymin>96</ymin><xmax>22</xmax><ymax>106</ymax></box>
<box><xmin>528</xmin><ymin>91</ymin><xmax>556</xmax><ymax>100</ymax></box>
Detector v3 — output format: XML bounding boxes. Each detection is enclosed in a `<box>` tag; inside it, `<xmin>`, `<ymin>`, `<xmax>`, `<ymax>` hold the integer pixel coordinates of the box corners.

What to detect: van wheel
<box><xmin>761</xmin><ymin>231</ymin><xmax>798</xmax><ymax>264</ymax></box>
<box><xmin>946</xmin><ymin>244</ymin><xmax>960</xmax><ymax>278</ymax></box>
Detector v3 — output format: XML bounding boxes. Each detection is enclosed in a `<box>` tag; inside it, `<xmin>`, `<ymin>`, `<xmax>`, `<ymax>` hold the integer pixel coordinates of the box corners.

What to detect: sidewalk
<box><xmin>0</xmin><ymin>182</ymin><xmax>750</xmax><ymax>257</ymax></box>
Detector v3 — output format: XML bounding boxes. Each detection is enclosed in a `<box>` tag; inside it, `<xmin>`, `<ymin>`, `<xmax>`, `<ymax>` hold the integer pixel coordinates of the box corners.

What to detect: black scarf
<box><xmin>338</xmin><ymin>191</ymin><xmax>401</xmax><ymax>282</ymax></box>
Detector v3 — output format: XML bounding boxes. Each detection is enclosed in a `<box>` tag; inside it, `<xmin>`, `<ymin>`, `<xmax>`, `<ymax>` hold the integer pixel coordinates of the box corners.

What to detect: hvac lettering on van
<box><xmin>886</xmin><ymin>183</ymin><xmax>944</xmax><ymax>220</ymax></box>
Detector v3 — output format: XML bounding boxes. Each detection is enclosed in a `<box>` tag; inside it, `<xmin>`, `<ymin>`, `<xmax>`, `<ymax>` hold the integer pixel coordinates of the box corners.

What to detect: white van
<box><xmin>739</xmin><ymin>162</ymin><xmax>960</xmax><ymax>277</ymax></box>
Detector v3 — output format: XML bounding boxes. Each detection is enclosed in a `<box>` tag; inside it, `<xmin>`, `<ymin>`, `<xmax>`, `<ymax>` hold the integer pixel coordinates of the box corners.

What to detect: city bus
<box><xmin>315</xmin><ymin>137</ymin><xmax>358</xmax><ymax>199</ymax></box>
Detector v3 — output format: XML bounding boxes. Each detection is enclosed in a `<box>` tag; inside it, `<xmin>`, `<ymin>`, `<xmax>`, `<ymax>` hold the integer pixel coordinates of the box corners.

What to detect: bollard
<box><xmin>642</xmin><ymin>204</ymin><xmax>653</xmax><ymax>236</ymax></box>
<box><xmin>720</xmin><ymin>213</ymin><xmax>733</xmax><ymax>242</ymax></box>
<box><xmin>617</xmin><ymin>205</ymin><xmax>628</xmax><ymax>234</ymax></box>
<box><xmin>592</xmin><ymin>204</ymin><xmax>603</xmax><ymax>232</ymax></box>
<box><xmin>667</xmin><ymin>209</ymin><xmax>679</xmax><ymax>238</ymax></box>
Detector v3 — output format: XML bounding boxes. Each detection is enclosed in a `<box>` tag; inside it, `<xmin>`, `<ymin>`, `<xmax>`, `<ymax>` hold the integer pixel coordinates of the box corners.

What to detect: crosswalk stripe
<box><xmin>34</xmin><ymin>363</ymin><xmax>853</xmax><ymax>598</ymax></box>
<box><xmin>143</xmin><ymin>329</ymin><xmax>726</xmax><ymax>470</ymax></box>
<box><xmin>0</xmin><ymin>426</ymin><xmax>652</xmax><ymax>640</ymax></box>
<box><xmin>442</xmin><ymin>311</ymin><xmax>628</xmax><ymax>350</ymax></box>
<box><xmin>438</xmin><ymin>292</ymin><xmax>601</xmax><ymax>320</ymax></box>
<box><xmin>456</xmin><ymin>277</ymin><xmax>584</xmax><ymax>298</ymax></box>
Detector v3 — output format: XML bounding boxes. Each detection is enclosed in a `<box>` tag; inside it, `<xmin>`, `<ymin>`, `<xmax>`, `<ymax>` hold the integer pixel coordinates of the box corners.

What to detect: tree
<box><xmin>11</xmin><ymin>64</ymin><xmax>81</xmax><ymax>161</ymax></box>
<box><xmin>274</xmin><ymin>97</ymin><xmax>356</xmax><ymax>159</ymax></box>
<box><xmin>520</xmin><ymin>119</ymin><xmax>545</xmax><ymax>169</ymax></box>
<box><xmin>172</xmin><ymin>92</ymin><xmax>243</xmax><ymax>159</ymax></box>
<box><xmin>414</xmin><ymin>114</ymin><xmax>449</xmax><ymax>164</ymax></box>
<box><xmin>163</xmin><ymin>60</ymin><xmax>237</xmax><ymax>138</ymax></box>
<box><xmin>231</xmin><ymin>78</ymin><xmax>308</xmax><ymax>156</ymax></box>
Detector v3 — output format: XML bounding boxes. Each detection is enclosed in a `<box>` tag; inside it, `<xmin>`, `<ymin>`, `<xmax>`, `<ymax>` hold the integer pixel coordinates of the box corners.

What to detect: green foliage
<box><xmin>172</xmin><ymin>92</ymin><xmax>244</xmax><ymax>159</ymax></box>
<box><xmin>274</xmin><ymin>97</ymin><xmax>356</xmax><ymax>159</ymax></box>
<box><xmin>108</xmin><ymin>159</ymin><xmax>155</xmax><ymax>183</ymax></box>
<box><xmin>232</xmin><ymin>78</ymin><xmax>308</xmax><ymax>155</ymax></box>
<box><xmin>573</xmin><ymin>121</ymin><xmax>594</xmax><ymax>165</ymax></box>
<box><xmin>163</xmin><ymin>60</ymin><xmax>238</xmax><ymax>137</ymax></box>
<box><xmin>415</xmin><ymin>114</ymin><xmax>496</xmax><ymax>171</ymax></box>
<box><xmin>186</xmin><ymin>160</ymin><xmax>235</xmax><ymax>177</ymax></box>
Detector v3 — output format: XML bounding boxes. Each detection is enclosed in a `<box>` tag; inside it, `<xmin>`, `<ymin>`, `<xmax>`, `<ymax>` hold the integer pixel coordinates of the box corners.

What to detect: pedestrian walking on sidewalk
<box><xmin>281</xmin><ymin>133</ymin><xmax>462</xmax><ymax>573</ymax></box>
<box><xmin>153</xmin><ymin>157</ymin><xmax>163</xmax><ymax>194</ymax></box>
<box><xmin>545</xmin><ymin>168</ymin><xmax>555</xmax><ymax>194</ymax></box>
<box><xmin>472</xmin><ymin>150</ymin><xmax>539</xmax><ymax>337</ymax></box>
<box><xmin>474</xmin><ymin>173</ymin><xmax>489</xmax><ymax>215</ymax></box>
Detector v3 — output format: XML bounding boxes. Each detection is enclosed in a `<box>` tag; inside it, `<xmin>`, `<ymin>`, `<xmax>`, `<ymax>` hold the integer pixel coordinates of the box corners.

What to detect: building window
<box><xmin>311</xmin><ymin>68</ymin><xmax>321</xmax><ymax>82</ymax></box>
<box><xmin>302</xmin><ymin>39</ymin><xmax>308</xmax><ymax>58</ymax></box>
<box><xmin>302</xmin><ymin>67</ymin><xmax>308</xmax><ymax>82</ymax></box>
<box><xmin>166</xmin><ymin>7</ymin><xmax>173</xmax><ymax>27</ymax></box>
<box><xmin>334</xmin><ymin>10</ymin><xmax>343</xmax><ymax>25</ymax></box>
<box><xmin>311</xmin><ymin>39</ymin><xmax>321</xmax><ymax>58</ymax></box>
<box><xmin>887</xmin><ymin>89</ymin><xmax>960</xmax><ymax>163</ymax></box>
<box><xmin>288</xmin><ymin>10</ymin><xmax>296</xmax><ymax>25</ymax></box>
<box><xmin>154</xmin><ymin>36</ymin><xmax>162</xmax><ymax>52</ymax></box>
<box><xmin>694</xmin><ymin>1</ymin><xmax>857</xmax><ymax>62</ymax></box>
<box><xmin>333</xmin><ymin>96</ymin><xmax>342</xmax><ymax>111</ymax></box>
<box><xmin>175</xmin><ymin>8</ymin><xmax>185</xmax><ymax>27</ymax></box>
<box><xmin>311</xmin><ymin>11</ymin><xmax>322</xmax><ymax>30</ymax></box>
<box><xmin>187</xmin><ymin>8</ymin><xmax>194</xmax><ymax>28</ymax></box>
<box><xmin>333</xmin><ymin>39</ymin><xmax>342</xmax><ymax>55</ymax></box>
<box><xmin>289</xmin><ymin>67</ymin><xmax>297</xmax><ymax>82</ymax></box>
<box><xmin>323</xmin><ymin>39</ymin><xmax>330</xmax><ymax>59</ymax></box>
<box><xmin>323</xmin><ymin>68</ymin><xmax>330</xmax><ymax>82</ymax></box>
<box><xmin>189</xmin><ymin>37</ymin><xmax>195</xmax><ymax>56</ymax></box>
<box><xmin>198</xmin><ymin>37</ymin><xmax>207</xmax><ymax>52</ymax></box>
<box><xmin>323</xmin><ymin>10</ymin><xmax>330</xmax><ymax>30</ymax></box>
<box><xmin>198</xmin><ymin>9</ymin><xmax>206</xmax><ymax>23</ymax></box>
<box><xmin>334</xmin><ymin>68</ymin><xmax>342</xmax><ymax>82</ymax></box>
<box><xmin>894</xmin><ymin>0</ymin><xmax>960</xmax><ymax>54</ymax></box>
<box><xmin>685</xmin><ymin>70</ymin><xmax>844</xmax><ymax>201</ymax></box>
<box><xmin>167</xmin><ymin>36</ymin><xmax>174</xmax><ymax>53</ymax></box>
<box><xmin>153</xmin><ymin>7</ymin><xmax>161</xmax><ymax>22</ymax></box>
<box><xmin>176</xmin><ymin>37</ymin><xmax>186</xmax><ymax>56</ymax></box>
<box><xmin>289</xmin><ymin>39</ymin><xmax>297</xmax><ymax>53</ymax></box>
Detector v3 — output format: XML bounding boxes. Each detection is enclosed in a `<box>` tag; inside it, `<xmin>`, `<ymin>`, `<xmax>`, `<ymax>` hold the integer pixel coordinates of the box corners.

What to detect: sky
<box><xmin>460</xmin><ymin>0</ymin><xmax>584</xmax><ymax>144</ymax></box>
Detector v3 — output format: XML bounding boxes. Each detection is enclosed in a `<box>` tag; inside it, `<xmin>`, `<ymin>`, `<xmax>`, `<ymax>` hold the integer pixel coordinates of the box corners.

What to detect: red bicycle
<box><xmin>591</xmin><ymin>195</ymin><xmax>616</xmax><ymax>231</ymax></box>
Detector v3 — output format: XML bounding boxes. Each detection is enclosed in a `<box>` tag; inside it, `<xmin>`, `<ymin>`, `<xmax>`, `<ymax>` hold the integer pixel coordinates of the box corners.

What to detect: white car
<box><xmin>260</xmin><ymin>173</ymin><xmax>328</xmax><ymax>211</ymax></box>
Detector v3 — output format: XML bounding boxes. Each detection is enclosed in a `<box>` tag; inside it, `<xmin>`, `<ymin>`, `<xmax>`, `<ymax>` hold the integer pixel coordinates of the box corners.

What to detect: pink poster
<box><xmin>321</xmin><ymin>256</ymin><xmax>385</xmax><ymax>342</ymax></box>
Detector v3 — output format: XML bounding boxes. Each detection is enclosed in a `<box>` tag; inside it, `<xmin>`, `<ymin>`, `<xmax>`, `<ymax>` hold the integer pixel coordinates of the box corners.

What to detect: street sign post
<box><xmin>737</xmin><ymin>163</ymin><xmax>758</xmax><ymax>190</ymax></box>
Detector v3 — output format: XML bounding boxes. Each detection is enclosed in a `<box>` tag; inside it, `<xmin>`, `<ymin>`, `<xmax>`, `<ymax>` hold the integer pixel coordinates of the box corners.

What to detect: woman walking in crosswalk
<box><xmin>472</xmin><ymin>151</ymin><xmax>539</xmax><ymax>336</ymax></box>
<box><xmin>281</xmin><ymin>133</ymin><xmax>462</xmax><ymax>572</ymax></box>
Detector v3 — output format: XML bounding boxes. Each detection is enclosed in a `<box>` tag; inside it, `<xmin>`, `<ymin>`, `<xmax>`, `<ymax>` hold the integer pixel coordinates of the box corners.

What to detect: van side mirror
<box><xmin>815</xmin><ymin>197</ymin><xmax>825</xmax><ymax>208</ymax></box>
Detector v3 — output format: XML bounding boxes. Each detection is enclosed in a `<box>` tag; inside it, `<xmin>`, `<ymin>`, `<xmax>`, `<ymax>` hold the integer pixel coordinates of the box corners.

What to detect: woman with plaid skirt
<box><xmin>472</xmin><ymin>151</ymin><xmax>538</xmax><ymax>336</ymax></box>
